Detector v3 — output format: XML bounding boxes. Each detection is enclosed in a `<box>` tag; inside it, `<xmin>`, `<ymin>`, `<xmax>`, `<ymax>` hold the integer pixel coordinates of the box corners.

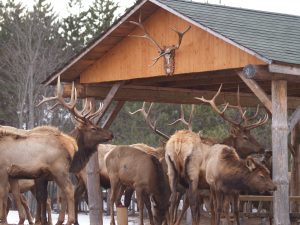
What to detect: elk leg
<box><xmin>188</xmin><ymin>184</ymin><xmax>200</xmax><ymax>225</ymax></box>
<box><xmin>56</xmin><ymin>187</ymin><xmax>67</xmax><ymax>225</ymax></box>
<box><xmin>9</xmin><ymin>178</ymin><xmax>26</xmax><ymax>224</ymax></box>
<box><xmin>143</xmin><ymin>194</ymin><xmax>154</xmax><ymax>225</ymax></box>
<box><xmin>124</xmin><ymin>188</ymin><xmax>134</xmax><ymax>208</ymax></box>
<box><xmin>210</xmin><ymin>188</ymin><xmax>217</xmax><ymax>225</ymax></box>
<box><xmin>174</xmin><ymin>194</ymin><xmax>189</xmax><ymax>225</ymax></box>
<box><xmin>20</xmin><ymin>194</ymin><xmax>34</xmax><ymax>225</ymax></box>
<box><xmin>74</xmin><ymin>181</ymin><xmax>86</xmax><ymax>225</ymax></box>
<box><xmin>169</xmin><ymin>192</ymin><xmax>178</xmax><ymax>224</ymax></box>
<box><xmin>135</xmin><ymin>188</ymin><xmax>144</xmax><ymax>225</ymax></box>
<box><xmin>223</xmin><ymin>196</ymin><xmax>231</xmax><ymax>225</ymax></box>
<box><xmin>54</xmin><ymin>174</ymin><xmax>75</xmax><ymax>225</ymax></box>
<box><xmin>35</xmin><ymin>177</ymin><xmax>48</xmax><ymax>225</ymax></box>
<box><xmin>109</xmin><ymin>178</ymin><xmax>121</xmax><ymax>225</ymax></box>
<box><xmin>215</xmin><ymin>191</ymin><xmax>224</xmax><ymax>225</ymax></box>
<box><xmin>233</xmin><ymin>194</ymin><xmax>240</xmax><ymax>225</ymax></box>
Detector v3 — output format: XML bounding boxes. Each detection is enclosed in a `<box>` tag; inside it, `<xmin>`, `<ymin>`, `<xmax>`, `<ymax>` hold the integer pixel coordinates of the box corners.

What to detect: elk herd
<box><xmin>0</xmin><ymin>78</ymin><xmax>276</xmax><ymax>225</ymax></box>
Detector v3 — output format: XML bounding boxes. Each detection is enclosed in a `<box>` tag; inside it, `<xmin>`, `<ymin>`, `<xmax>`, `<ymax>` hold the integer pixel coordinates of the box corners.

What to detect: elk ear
<box><xmin>246</xmin><ymin>157</ymin><xmax>256</xmax><ymax>171</ymax></box>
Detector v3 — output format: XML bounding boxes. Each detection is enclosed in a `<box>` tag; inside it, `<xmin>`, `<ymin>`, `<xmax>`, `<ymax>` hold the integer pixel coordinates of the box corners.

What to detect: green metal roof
<box><xmin>156</xmin><ymin>0</ymin><xmax>300</xmax><ymax>65</ymax></box>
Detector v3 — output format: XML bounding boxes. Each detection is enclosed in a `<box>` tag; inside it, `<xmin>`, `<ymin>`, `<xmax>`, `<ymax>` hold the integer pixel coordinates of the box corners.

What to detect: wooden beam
<box><xmin>290</xmin><ymin>122</ymin><xmax>300</xmax><ymax>212</ymax></box>
<box><xmin>86</xmin><ymin>98</ymin><xmax>102</xmax><ymax>225</ymax></box>
<box><xmin>272</xmin><ymin>80</ymin><xmax>290</xmax><ymax>225</ymax></box>
<box><xmin>102</xmin><ymin>101</ymin><xmax>125</xmax><ymax>129</ymax></box>
<box><xmin>63</xmin><ymin>83</ymin><xmax>300</xmax><ymax>109</ymax></box>
<box><xmin>243</xmin><ymin>64</ymin><xmax>300</xmax><ymax>83</ymax></box>
<box><xmin>269</xmin><ymin>64</ymin><xmax>300</xmax><ymax>76</ymax></box>
<box><xmin>93</xmin><ymin>81</ymin><xmax>124</xmax><ymax>124</ymax></box>
<box><xmin>237</xmin><ymin>71</ymin><xmax>272</xmax><ymax>113</ymax></box>
<box><xmin>288</xmin><ymin>106</ymin><xmax>300</xmax><ymax>133</ymax></box>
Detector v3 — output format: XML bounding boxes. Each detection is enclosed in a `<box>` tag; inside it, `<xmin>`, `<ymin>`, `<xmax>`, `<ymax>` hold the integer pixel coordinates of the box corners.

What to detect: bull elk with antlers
<box><xmin>129</xmin><ymin>13</ymin><xmax>191</xmax><ymax>75</ymax></box>
<box><xmin>4</xmin><ymin>76</ymin><xmax>113</xmax><ymax>225</ymax></box>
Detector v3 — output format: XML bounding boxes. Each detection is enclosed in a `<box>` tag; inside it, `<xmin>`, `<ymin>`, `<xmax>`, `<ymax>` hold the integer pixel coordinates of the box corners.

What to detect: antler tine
<box><xmin>171</xmin><ymin>25</ymin><xmax>191</xmax><ymax>48</ymax></box>
<box><xmin>168</xmin><ymin>104</ymin><xmax>194</xmax><ymax>131</ymax></box>
<box><xmin>129</xmin><ymin>102</ymin><xmax>169</xmax><ymax>140</ymax></box>
<box><xmin>88</xmin><ymin>102</ymin><xmax>104</xmax><ymax>123</ymax></box>
<box><xmin>129</xmin><ymin>13</ymin><xmax>163</xmax><ymax>52</ymax></box>
<box><xmin>195</xmin><ymin>84</ymin><xmax>240</xmax><ymax>126</ymax></box>
<box><xmin>244</xmin><ymin>113</ymin><xmax>269</xmax><ymax>130</ymax></box>
<box><xmin>36</xmin><ymin>75</ymin><xmax>64</xmax><ymax>107</ymax></box>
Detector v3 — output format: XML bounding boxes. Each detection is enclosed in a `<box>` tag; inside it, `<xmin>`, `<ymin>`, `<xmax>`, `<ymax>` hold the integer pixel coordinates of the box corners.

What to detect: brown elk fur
<box><xmin>106</xmin><ymin>146</ymin><xmax>170</xmax><ymax>225</ymax></box>
<box><xmin>206</xmin><ymin>147</ymin><xmax>276</xmax><ymax>225</ymax></box>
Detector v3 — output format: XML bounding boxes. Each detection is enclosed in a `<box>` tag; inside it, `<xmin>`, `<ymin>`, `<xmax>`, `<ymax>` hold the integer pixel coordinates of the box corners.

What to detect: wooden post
<box><xmin>86</xmin><ymin>98</ymin><xmax>103</xmax><ymax>225</ymax></box>
<box><xmin>290</xmin><ymin>122</ymin><xmax>300</xmax><ymax>212</ymax></box>
<box><xmin>272</xmin><ymin>80</ymin><xmax>290</xmax><ymax>225</ymax></box>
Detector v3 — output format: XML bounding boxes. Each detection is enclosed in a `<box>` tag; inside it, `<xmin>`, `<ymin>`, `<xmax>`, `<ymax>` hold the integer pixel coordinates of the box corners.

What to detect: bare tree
<box><xmin>0</xmin><ymin>0</ymin><xmax>72</xmax><ymax>129</ymax></box>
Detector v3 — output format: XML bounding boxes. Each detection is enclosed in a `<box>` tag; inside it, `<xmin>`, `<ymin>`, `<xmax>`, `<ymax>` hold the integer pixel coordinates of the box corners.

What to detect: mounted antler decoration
<box><xmin>129</xmin><ymin>13</ymin><xmax>191</xmax><ymax>76</ymax></box>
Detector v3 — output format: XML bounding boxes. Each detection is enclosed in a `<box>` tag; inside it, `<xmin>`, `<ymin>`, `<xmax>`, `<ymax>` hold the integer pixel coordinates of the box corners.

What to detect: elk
<box><xmin>205</xmin><ymin>146</ymin><xmax>276</xmax><ymax>225</ymax></box>
<box><xmin>105</xmin><ymin>145</ymin><xmax>170</xmax><ymax>225</ymax></box>
<box><xmin>5</xmin><ymin>76</ymin><xmax>113</xmax><ymax>225</ymax></box>
<box><xmin>129</xmin><ymin>13</ymin><xmax>191</xmax><ymax>75</ymax></box>
<box><xmin>130</xmin><ymin>102</ymin><xmax>195</xmax><ymax>225</ymax></box>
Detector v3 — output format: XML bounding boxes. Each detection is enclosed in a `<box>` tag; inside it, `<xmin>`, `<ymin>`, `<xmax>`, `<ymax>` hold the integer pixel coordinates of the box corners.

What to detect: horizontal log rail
<box><xmin>240</xmin><ymin>195</ymin><xmax>300</xmax><ymax>202</ymax></box>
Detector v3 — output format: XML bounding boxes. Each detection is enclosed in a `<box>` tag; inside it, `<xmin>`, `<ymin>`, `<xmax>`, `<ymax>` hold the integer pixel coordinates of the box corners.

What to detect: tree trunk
<box><xmin>272</xmin><ymin>80</ymin><xmax>290</xmax><ymax>225</ymax></box>
<box><xmin>290</xmin><ymin>122</ymin><xmax>300</xmax><ymax>212</ymax></box>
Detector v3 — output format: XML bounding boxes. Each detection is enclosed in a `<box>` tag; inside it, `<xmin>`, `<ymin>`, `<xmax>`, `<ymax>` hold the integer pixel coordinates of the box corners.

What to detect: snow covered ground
<box><xmin>7</xmin><ymin>210</ymin><xmax>146</xmax><ymax>225</ymax></box>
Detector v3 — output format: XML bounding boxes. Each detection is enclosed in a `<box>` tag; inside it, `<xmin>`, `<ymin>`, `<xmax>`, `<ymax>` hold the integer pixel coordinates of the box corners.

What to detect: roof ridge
<box><xmin>158</xmin><ymin>0</ymin><xmax>300</xmax><ymax>18</ymax></box>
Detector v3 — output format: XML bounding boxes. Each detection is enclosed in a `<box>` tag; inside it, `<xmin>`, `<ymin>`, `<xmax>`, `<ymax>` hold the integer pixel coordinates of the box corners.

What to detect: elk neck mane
<box><xmin>69</xmin><ymin>127</ymin><xmax>97</xmax><ymax>173</ymax></box>
<box><xmin>150</xmin><ymin>155</ymin><xmax>169</xmax><ymax>201</ymax></box>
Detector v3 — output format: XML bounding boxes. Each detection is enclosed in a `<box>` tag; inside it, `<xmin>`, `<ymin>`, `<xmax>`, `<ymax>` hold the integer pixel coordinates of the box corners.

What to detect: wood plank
<box><xmin>269</xmin><ymin>64</ymin><xmax>300</xmax><ymax>76</ymax></box>
<box><xmin>237</xmin><ymin>71</ymin><xmax>272</xmax><ymax>113</ymax></box>
<box><xmin>272</xmin><ymin>80</ymin><xmax>290</xmax><ymax>225</ymax></box>
<box><xmin>63</xmin><ymin>83</ymin><xmax>300</xmax><ymax>109</ymax></box>
<box><xmin>80</xmin><ymin>8</ymin><xmax>265</xmax><ymax>84</ymax></box>
<box><xmin>239</xmin><ymin>195</ymin><xmax>300</xmax><ymax>202</ymax></box>
<box><xmin>102</xmin><ymin>101</ymin><xmax>125</xmax><ymax>129</ymax></box>
<box><xmin>93</xmin><ymin>81</ymin><xmax>124</xmax><ymax>123</ymax></box>
<box><xmin>288</xmin><ymin>106</ymin><xmax>300</xmax><ymax>133</ymax></box>
<box><xmin>86</xmin><ymin>98</ymin><xmax>103</xmax><ymax>225</ymax></box>
<box><xmin>290</xmin><ymin>122</ymin><xmax>300</xmax><ymax>212</ymax></box>
<box><xmin>243</xmin><ymin>64</ymin><xmax>300</xmax><ymax>83</ymax></box>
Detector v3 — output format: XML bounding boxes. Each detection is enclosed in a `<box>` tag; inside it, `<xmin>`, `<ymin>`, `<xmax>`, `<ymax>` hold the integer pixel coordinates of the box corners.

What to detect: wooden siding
<box><xmin>80</xmin><ymin>8</ymin><xmax>265</xmax><ymax>84</ymax></box>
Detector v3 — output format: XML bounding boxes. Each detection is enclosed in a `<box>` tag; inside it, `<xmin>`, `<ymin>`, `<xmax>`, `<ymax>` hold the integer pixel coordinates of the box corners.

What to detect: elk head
<box><xmin>129</xmin><ymin>14</ymin><xmax>191</xmax><ymax>76</ymax></box>
<box><xmin>37</xmin><ymin>76</ymin><xmax>113</xmax><ymax>151</ymax></box>
<box><xmin>196</xmin><ymin>84</ymin><xmax>268</xmax><ymax>158</ymax></box>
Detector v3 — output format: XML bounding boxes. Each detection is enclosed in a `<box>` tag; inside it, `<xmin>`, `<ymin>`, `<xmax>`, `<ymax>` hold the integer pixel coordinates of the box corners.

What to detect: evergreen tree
<box><xmin>61</xmin><ymin>0</ymin><xmax>118</xmax><ymax>52</ymax></box>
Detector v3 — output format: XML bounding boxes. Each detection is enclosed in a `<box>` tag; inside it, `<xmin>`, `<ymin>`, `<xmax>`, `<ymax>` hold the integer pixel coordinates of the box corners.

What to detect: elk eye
<box><xmin>243</xmin><ymin>136</ymin><xmax>248</xmax><ymax>140</ymax></box>
<box><xmin>91</xmin><ymin>127</ymin><xmax>97</xmax><ymax>131</ymax></box>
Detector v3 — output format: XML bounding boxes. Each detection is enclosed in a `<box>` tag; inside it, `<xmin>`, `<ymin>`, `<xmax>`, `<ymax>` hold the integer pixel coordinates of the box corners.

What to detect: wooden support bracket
<box><xmin>289</xmin><ymin>106</ymin><xmax>300</xmax><ymax>133</ymax></box>
<box><xmin>102</xmin><ymin>101</ymin><xmax>125</xmax><ymax>129</ymax></box>
<box><xmin>236</xmin><ymin>70</ymin><xmax>272</xmax><ymax>113</ymax></box>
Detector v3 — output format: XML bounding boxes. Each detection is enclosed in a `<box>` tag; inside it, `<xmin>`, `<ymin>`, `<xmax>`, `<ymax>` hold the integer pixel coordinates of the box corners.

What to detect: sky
<box><xmin>20</xmin><ymin>0</ymin><xmax>300</xmax><ymax>17</ymax></box>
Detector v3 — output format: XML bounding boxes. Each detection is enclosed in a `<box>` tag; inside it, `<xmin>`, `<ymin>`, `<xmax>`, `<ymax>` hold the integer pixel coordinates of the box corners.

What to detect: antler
<box><xmin>196</xmin><ymin>84</ymin><xmax>268</xmax><ymax>130</ymax></box>
<box><xmin>172</xmin><ymin>26</ymin><xmax>191</xmax><ymax>49</ymax></box>
<box><xmin>37</xmin><ymin>76</ymin><xmax>104</xmax><ymax>125</ymax></box>
<box><xmin>195</xmin><ymin>84</ymin><xmax>239</xmax><ymax>126</ymax></box>
<box><xmin>168</xmin><ymin>104</ymin><xmax>194</xmax><ymax>131</ymax></box>
<box><xmin>129</xmin><ymin>13</ymin><xmax>163</xmax><ymax>58</ymax></box>
<box><xmin>226</xmin><ymin>86</ymin><xmax>269</xmax><ymax>130</ymax></box>
<box><xmin>129</xmin><ymin>102</ymin><xmax>169</xmax><ymax>140</ymax></box>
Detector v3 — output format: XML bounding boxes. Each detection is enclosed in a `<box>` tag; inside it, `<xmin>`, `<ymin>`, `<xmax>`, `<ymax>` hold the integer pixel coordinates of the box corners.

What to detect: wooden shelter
<box><xmin>44</xmin><ymin>0</ymin><xmax>300</xmax><ymax>224</ymax></box>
